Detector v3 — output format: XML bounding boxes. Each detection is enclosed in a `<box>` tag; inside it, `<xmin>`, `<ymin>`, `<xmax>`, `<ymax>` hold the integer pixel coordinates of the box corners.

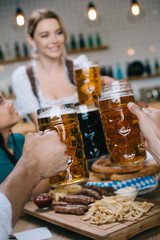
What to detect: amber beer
<box><xmin>37</xmin><ymin>104</ymin><xmax>89</xmax><ymax>188</ymax></box>
<box><xmin>98</xmin><ymin>80</ymin><xmax>146</xmax><ymax>166</ymax></box>
<box><xmin>74</xmin><ymin>61</ymin><xmax>101</xmax><ymax>105</ymax></box>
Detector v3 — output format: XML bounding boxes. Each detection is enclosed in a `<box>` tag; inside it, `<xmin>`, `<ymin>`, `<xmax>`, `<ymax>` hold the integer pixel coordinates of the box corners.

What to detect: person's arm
<box><xmin>127</xmin><ymin>102</ymin><xmax>160</xmax><ymax>165</ymax></box>
<box><xmin>0</xmin><ymin>156</ymin><xmax>41</xmax><ymax>225</ymax></box>
<box><xmin>28</xmin><ymin>112</ymin><xmax>39</xmax><ymax>131</ymax></box>
<box><xmin>0</xmin><ymin>131</ymin><xmax>68</xmax><ymax>226</ymax></box>
<box><xmin>100</xmin><ymin>76</ymin><xmax>115</xmax><ymax>86</ymax></box>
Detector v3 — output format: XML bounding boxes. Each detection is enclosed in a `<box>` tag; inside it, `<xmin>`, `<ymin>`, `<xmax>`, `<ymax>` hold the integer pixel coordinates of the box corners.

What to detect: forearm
<box><xmin>0</xmin><ymin>157</ymin><xmax>40</xmax><ymax>225</ymax></box>
<box><xmin>148</xmin><ymin>140</ymin><xmax>160</xmax><ymax>166</ymax></box>
<box><xmin>28</xmin><ymin>112</ymin><xmax>39</xmax><ymax>131</ymax></box>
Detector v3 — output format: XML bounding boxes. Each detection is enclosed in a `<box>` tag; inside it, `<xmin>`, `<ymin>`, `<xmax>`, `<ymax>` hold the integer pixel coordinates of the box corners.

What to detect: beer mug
<box><xmin>37</xmin><ymin>103</ymin><xmax>89</xmax><ymax>188</ymax></box>
<box><xmin>74</xmin><ymin>61</ymin><xmax>101</xmax><ymax>106</ymax></box>
<box><xmin>76</xmin><ymin>104</ymin><xmax>108</xmax><ymax>162</ymax></box>
<box><xmin>98</xmin><ymin>80</ymin><xmax>146</xmax><ymax>167</ymax></box>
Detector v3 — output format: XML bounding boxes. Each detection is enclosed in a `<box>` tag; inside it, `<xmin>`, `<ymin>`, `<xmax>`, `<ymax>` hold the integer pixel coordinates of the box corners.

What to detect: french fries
<box><xmin>83</xmin><ymin>195</ymin><xmax>154</xmax><ymax>225</ymax></box>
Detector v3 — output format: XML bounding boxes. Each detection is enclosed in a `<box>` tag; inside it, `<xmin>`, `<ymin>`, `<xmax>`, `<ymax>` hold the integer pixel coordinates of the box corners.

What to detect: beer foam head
<box><xmin>74</xmin><ymin>61</ymin><xmax>98</xmax><ymax>71</ymax></box>
<box><xmin>37</xmin><ymin>105</ymin><xmax>76</xmax><ymax>119</ymax></box>
<box><xmin>76</xmin><ymin>104</ymin><xmax>98</xmax><ymax>114</ymax></box>
<box><xmin>100</xmin><ymin>80</ymin><xmax>134</xmax><ymax>100</ymax></box>
<box><xmin>37</xmin><ymin>109</ymin><xmax>50</xmax><ymax>119</ymax></box>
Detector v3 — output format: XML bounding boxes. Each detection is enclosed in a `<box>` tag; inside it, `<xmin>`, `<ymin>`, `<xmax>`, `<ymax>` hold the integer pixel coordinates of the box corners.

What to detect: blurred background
<box><xmin>0</xmin><ymin>0</ymin><xmax>160</xmax><ymax>103</ymax></box>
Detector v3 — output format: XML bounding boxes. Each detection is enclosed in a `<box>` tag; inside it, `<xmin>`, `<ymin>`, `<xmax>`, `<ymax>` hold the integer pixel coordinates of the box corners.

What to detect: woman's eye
<box><xmin>41</xmin><ymin>34</ymin><xmax>48</xmax><ymax>38</ymax></box>
<box><xmin>57</xmin><ymin>30</ymin><xmax>63</xmax><ymax>35</ymax></box>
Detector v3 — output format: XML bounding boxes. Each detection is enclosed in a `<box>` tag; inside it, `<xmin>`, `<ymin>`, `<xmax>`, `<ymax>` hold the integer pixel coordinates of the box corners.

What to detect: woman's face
<box><xmin>33</xmin><ymin>18</ymin><xmax>65</xmax><ymax>59</ymax></box>
<box><xmin>0</xmin><ymin>95</ymin><xmax>21</xmax><ymax>130</ymax></box>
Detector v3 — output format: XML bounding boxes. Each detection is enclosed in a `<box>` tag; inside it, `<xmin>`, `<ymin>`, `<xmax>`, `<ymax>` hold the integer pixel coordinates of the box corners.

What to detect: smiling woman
<box><xmin>11</xmin><ymin>9</ymin><xmax>85</xmax><ymax>128</ymax></box>
<box><xmin>0</xmin><ymin>93</ymin><xmax>25</xmax><ymax>183</ymax></box>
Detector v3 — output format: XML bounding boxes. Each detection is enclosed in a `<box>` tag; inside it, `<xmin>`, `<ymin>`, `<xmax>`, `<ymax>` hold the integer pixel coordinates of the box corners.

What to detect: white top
<box><xmin>0</xmin><ymin>193</ymin><xmax>12</xmax><ymax>240</ymax></box>
<box><xmin>11</xmin><ymin>55</ymin><xmax>88</xmax><ymax>116</ymax></box>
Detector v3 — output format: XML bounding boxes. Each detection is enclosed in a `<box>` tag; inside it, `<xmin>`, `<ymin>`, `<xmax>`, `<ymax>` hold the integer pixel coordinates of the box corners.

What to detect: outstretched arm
<box><xmin>127</xmin><ymin>102</ymin><xmax>160</xmax><ymax>165</ymax></box>
<box><xmin>0</xmin><ymin>131</ymin><xmax>68</xmax><ymax>225</ymax></box>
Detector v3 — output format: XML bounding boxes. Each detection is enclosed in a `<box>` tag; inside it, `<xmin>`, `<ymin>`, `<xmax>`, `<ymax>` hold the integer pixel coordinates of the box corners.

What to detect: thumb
<box><xmin>127</xmin><ymin>102</ymin><xmax>143</xmax><ymax>119</ymax></box>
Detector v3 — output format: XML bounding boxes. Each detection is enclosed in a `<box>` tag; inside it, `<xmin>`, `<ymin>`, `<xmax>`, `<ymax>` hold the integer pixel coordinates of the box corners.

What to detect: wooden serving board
<box><xmin>24</xmin><ymin>199</ymin><xmax>160</xmax><ymax>240</ymax></box>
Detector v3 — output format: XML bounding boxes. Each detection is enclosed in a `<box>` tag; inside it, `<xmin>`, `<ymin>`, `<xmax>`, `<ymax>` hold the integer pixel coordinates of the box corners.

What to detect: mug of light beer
<box><xmin>74</xmin><ymin>61</ymin><xmax>101</xmax><ymax>106</ymax></box>
<box><xmin>98</xmin><ymin>80</ymin><xmax>146</xmax><ymax>167</ymax></box>
<box><xmin>37</xmin><ymin>103</ymin><xmax>89</xmax><ymax>188</ymax></box>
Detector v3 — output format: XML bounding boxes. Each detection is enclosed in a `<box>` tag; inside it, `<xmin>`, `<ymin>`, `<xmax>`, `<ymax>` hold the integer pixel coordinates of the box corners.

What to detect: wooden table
<box><xmin>12</xmin><ymin>121</ymin><xmax>36</xmax><ymax>135</ymax></box>
<box><xmin>148</xmin><ymin>102</ymin><xmax>160</xmax><ymax>109</ymax></box>
<box><xmin>12</xmin><ymin>181</ymin><xmax>160</xmax><ymax>240</ymax></box>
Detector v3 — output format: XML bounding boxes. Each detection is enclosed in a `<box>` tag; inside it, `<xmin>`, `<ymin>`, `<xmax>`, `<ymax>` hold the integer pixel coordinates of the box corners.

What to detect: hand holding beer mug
<box><xmin>37</xmin><ymin>104</ymin><xmax>89</xmax><ymax>188</ymax></box>
<box><xmin>74</xmin><ymin>61</ymin><xmax>101</xmax><ymax>106</ymax></box>
<box><xmin>98</xmin><ymin>80</ymin><xmax>146</xmax><ymax>167</ymax></box>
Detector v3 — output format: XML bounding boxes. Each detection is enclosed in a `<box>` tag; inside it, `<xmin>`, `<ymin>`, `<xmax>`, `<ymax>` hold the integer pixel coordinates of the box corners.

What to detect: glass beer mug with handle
<box><xmin>98</xmin><ymin>80</ymin><xmax>146</xmax><ymax>167</ymax></box>
<box><xmin>37</xmin><ymin>103</ymin><xmax>89</xmax><ymax>188</ymax></box>
<box><xmin>76</xmin><ymin>104</ymin><xmax>108</xmax><ymax>161</ymax></box>
<box><xmin>74</xmin><ymin>61</ymin><xmax>101</xmax><ymax>106</ymax></box>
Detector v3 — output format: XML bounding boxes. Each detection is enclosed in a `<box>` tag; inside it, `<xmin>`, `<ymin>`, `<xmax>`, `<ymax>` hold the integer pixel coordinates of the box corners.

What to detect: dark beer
<box><xmin>99</xmin><ymin>81</ymin><xmax>146</xmax><ymax>166</ymax></box>
<box><xmin>37</xmin><ymin>105</ymin><xmax>89</xmax><ymax>188</ymax></box>
<box><xmin>74</xmin><ymin>62</ymin><xmax>101</xmax><ymax>105</ymax></box>
<box><xmin>77</xmin><ymin>105</ymin><xmax>108</xmax><ymax>160</ymax></box>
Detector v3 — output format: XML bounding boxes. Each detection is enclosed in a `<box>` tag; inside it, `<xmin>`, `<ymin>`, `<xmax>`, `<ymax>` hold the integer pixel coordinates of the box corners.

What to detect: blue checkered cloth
<box><xmin>86</xmin><ymin>175</ymin><xmax>157</xmax><ymax>191</ymax></box>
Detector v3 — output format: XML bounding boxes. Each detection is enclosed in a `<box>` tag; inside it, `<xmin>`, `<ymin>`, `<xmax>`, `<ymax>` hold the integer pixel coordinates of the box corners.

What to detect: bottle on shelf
<box><xmin>66</xmin><ymin>42</ymin><xmax>69</xmax><ymax>51</ymax></box>
<box><xmin>70</xmin><ymin>35</ymin><xmax>77</xmax><ymax>50</ymax></box>
<box><xmin>100</xmin><ymin>66</ymin><xmax>108</xmax><ymax>76</ymax></box>
<box><xmin>23</xmin><ymin>42</ymin><xmax>29</xmax><ymax>57</ymax></box>
<box><xmin>116</xmin><ymin>63</ymin><xmax>123</xmax><ymax>79</ymax></box>
<box><xmin>144</xmin><ymin>59</ymin><xmax>152</xmax><ymax>75</ymax></box>
<box><xmin>154</xmin><ymin>59</ymin><xmax>160</xmax><ymax>75</ymax></box>
<box><xmin>126</xmin><ymin>63</ymin><xmax>131</xmax><ymax>77</ymax></box>
<box><xmin>0</xmin><ymin>45</ymin><xmax>4</xmax><ymax>60</ymax></box>
<box><xmin>95</xmin><ymin>32</ymin><xmax>102</xmax><ymax>46</ymax></box>
<box><xmin>107</xmin><ymin>66</ymin><xmax>114</xmax><ymax>78</ymax></box>
<box><xmin>14</xmin><ymin>42</ymin><xmax>21</xmax><ymax>58</ymax></box>
<box><xmin>88</xmin><ymin>34</ymin><xmax>94</xmax><ymax>47</ymax></box>
<box><xmin>5</xmin><ymin>43</ymin><xmax>12</xmax><ymax>60</ymax></box>
<box><xmin>79</xmin><ymin>33</ymin><xmax>85</xmax><ymax>49</ymax></box>
<box><xmin>8</xmin><ymin>85</ymin><xmax>13</xmax><ymax>95</ymax></box>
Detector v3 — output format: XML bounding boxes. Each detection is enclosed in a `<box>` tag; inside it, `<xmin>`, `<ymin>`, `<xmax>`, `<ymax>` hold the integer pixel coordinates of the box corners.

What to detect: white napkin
<box><xmin>14</xmin><ymin>227</ymin><xmax>52</xmax><ymax>240</ymax></box>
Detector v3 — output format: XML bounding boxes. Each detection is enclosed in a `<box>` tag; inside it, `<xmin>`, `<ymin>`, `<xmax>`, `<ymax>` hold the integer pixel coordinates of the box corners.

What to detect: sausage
<box><xmin>64</xmin><ymin>195</ymin><xmax>95</xmax><ymax>205</ymax></box>
<box><xmin>100</xmin><ymin>187</ymin><xmax>115</xmax><ymax>196</ymax></box>
<box><xmin>77</xmin><ymin>188</ymin><xmax>101</xmax><ymax>199</ymax></box>
<box><xmin>52</xmin><ymin>201</ymin><xmax>68</xmax><ymax>209</ymax></box>
<box><xmin>86</xmin><ymin>185</ymin><xmax>115</xmax><ymax>196</ymax></box>
<box><xmin>54</xmin><ymin>205</ymin><xmax>86</xmax><ymax>215</ymax></box>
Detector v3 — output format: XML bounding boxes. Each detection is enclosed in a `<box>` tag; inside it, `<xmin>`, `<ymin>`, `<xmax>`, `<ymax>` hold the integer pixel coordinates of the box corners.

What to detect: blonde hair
<box><xmin>27</xmin><ymin>9</ymin><xmax>67</xmax><ymax>42</ymax></box>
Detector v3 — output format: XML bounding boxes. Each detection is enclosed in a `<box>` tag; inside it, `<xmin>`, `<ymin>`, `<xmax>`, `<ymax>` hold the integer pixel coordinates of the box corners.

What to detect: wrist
<box><xmin>18</xmin><ymin>155</ymin><xmax>41</xmax><ymax>185</ymax></box>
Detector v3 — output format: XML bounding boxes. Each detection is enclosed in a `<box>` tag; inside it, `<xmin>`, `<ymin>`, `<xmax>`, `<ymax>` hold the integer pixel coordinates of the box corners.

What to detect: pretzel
<box><xmin>109</xmin><ymin>164</ymin><xmax>160</xmax><ymax>181</ymax></box>
<box><xmin>91</xmin><ymin>157</ymin><xmax>145</xmax><ymax>174</ymax></box>
<box><xmin>90</xmin><ymin>163</ymin><xmax>160</xmax><ymax>181</ymax></box>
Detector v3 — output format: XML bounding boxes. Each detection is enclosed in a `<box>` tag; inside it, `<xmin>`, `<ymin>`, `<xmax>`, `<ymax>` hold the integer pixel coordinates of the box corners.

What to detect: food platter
<box><xmin>24</xmin><ymin>199</ymin><xmax>160</xmax><ymax>240</ymax></box>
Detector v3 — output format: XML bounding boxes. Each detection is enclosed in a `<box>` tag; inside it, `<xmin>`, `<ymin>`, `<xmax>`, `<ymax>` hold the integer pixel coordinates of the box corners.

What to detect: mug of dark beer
<box><xmin>76</xmin><ymin>104</ymin><xmax>108</xmax><ymax>162</ymax></box>
<box><xmin>37</xmin><ymin>103</ymin><xmax>89</xmax><ymax>188</ymax></box>
<box><xmin>98</xmin><ymin>80</ymin><xmax>146</xmax><ymax>167</ymax></box>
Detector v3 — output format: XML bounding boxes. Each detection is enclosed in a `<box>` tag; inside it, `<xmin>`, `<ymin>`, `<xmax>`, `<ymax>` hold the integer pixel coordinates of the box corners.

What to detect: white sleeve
<box><xmin>11</xmin><ymin>66</ymin><xmax>40</xmax><ymax>116</ymax></box>
<box><xmin>0</xmin><ymin>193</ymin><xmax>12</xmax><ymax>240</ymax></box>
